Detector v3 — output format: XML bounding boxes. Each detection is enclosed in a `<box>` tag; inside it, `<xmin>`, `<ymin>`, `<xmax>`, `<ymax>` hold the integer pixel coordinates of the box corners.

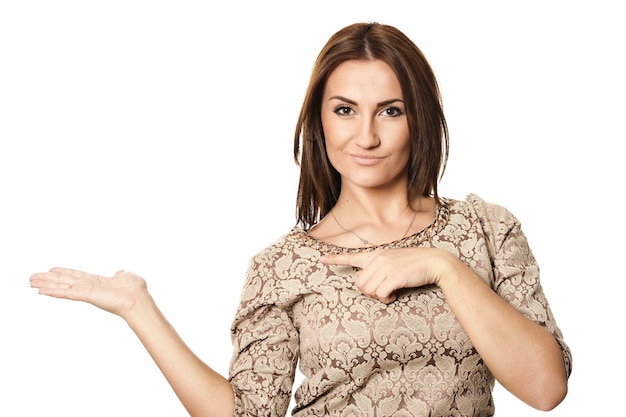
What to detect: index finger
<box><xmin>320</xmin><ymin>252</ymin><xmax>372</xmax><ymax>269</ymax></box>
<box><xmin>30</xmin><ymin>268</ymin><xmax>80</xmax><ymax>282</ymax></box>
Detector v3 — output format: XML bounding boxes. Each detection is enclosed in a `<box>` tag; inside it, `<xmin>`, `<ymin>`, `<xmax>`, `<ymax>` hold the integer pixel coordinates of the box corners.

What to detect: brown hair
<box><xmin>293</xmin><ymin>22</ymin><xmax>448</xmax><ymax>229</ymax></box>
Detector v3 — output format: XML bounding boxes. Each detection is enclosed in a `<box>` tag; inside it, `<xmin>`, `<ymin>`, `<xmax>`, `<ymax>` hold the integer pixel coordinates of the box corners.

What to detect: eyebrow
<box><xmin>328</xmin><ymin>95</ymin><xmax>404</xmax><ymax>107</ymax></box>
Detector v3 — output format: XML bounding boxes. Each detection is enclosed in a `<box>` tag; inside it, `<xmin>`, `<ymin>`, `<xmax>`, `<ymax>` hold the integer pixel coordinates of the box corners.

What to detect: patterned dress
<box><xmin>229</xmin><ymin>194</ymin><xmax>572</xmax><ymax>416</ymax></box>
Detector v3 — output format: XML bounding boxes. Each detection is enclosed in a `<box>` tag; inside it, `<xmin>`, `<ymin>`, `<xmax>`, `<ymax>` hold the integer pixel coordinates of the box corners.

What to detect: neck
<box><xmin>334</xmin><ymin>186</ymin><xmax>413</xmax><ymax>224</ymax></box>
<box><xmin>329</xmin><ymin>186</ymin><xmax>425</xmax><ymax>247</ymax></box>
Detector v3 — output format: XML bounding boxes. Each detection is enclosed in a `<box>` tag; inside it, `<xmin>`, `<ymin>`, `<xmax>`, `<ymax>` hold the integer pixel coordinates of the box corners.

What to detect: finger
<box><xmin>320</xmin><ymin>252</ymin><xmax>371</xmax><ymax>269</ymax></box>
<box><xmin>355</xmin><ymin>269</ymin><xmax>386</xmax><ymax>298</ymax></box>
<box><xmin>354</xmin><ymin>257</ymin><xmax>402</xmax><ymax>303</ymax></box>
<box><xmin>49</xmin><ymin>267</ymin><xmax>89</xmax><ymax>278</ymax></box>
<box><xmin>359</xmin><ymin>274</ymin><xmax>398</xmax><ymax>304</ymax></box>
<box><xmin>356</xmin><ymin>273</ymin><xmax>397</xmax><ymax>304</ymax></box>
<box><xmin>353</xmin><ymin>253</ymin><xmax>390</xmax><ymax>289</ymax></box>
<box><xmin>378</xmin><ymin>292</ymin><xmax>397</xmax><ymax>304</ymax></box>
<box><xmin>30</xmin><ymin>270</ymin><xmax>74</xmax><ymax>288</ymax></box>
<box><xmin>373</xmin><ymin>278</ymin><xmax>400</xmax><ymax>304</ymax></box>
<box><xmin>30</xmin><ymin>269</ymin><xmax>93</xmax><ymax>293</ymax></box>
<box><xmin>37</xmin><ymin>284</ymin><xmax>77</xmax><ymax>300</ymax></box>
<box><xmin>31</xmin><ymin>272</ymin><xmax>94</xmax><ymax>302</ymax></box>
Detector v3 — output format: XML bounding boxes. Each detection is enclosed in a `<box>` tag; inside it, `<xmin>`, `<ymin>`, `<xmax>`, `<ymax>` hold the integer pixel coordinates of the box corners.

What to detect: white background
<box><xmin>1</xmin><ymin>1</ymin><xmax>623</xmax><ymax>415</ymax></box>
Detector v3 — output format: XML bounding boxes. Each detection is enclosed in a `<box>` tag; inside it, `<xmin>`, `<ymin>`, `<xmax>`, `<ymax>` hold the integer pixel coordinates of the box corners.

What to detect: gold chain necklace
<box><xmin>330</xmin><ymin>206</ymin><xmax>419</xmax><ymax>246</ymax></box>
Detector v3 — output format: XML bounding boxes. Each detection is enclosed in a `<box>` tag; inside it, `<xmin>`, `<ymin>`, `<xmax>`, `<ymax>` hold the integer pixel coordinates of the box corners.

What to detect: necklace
<box><xmin>330</xmin><ymin>205</ymin><xmax>419</xmax><ymax>247</ymax></box>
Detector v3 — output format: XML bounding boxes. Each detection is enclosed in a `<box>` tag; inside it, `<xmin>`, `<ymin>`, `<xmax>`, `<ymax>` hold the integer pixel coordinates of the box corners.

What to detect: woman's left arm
<box><xmin>321</xmin><ymin>245</ymin><xmax>569</xmax><ymax>411</ymax></box>
<box><xmin>435</xmin><ymin>250</ymin><xmax>568</xmax><ymax>411</ymax></box>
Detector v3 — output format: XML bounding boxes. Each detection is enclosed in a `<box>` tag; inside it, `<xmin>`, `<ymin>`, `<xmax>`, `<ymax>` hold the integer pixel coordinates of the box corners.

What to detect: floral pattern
<box><xmin>229</xmin><ymin>194</ymin><xmax>572</xmax><ymax>417</ymax></box>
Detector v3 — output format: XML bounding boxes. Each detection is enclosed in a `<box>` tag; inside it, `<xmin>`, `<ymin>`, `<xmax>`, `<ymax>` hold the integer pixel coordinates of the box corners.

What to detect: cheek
<box><xmin>324</xmin><ymin>138</ymin><xmax>342</xmax><ymax>170</ymax></box>
<box><xmin>321</xmin><ymin>115</ymin><xmax>341</xmax><ymax>143</ymax></box>
<box><xmin>387</xmin><ymin>125</ymin><xmax>411</xmax><ymax>153</ymax></box>
<box><xmin>321</xmin><ymin>118</ymin><xmax>348</xmax><ymax>156</ymax></box>
<box><xmin>323</xmin><ymin>132</ymin><xmax>349</xmax><ymax>175</ymax></box>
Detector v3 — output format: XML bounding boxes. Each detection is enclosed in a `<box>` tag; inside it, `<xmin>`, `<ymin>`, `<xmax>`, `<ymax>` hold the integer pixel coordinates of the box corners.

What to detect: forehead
<box><xmin>324</xmin><ymin>59</ymin><xmax>402</xmax><ymax>99</ymax></box>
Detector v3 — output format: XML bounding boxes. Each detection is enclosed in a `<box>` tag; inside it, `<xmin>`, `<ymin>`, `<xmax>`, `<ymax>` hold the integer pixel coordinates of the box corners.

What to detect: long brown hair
<box><xmin>294</xmin><ymin>22</ymin><xmax>448</xmax><ymax>229</ymax></box>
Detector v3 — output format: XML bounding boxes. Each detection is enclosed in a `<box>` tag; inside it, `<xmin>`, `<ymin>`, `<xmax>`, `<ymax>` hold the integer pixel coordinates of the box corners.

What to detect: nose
<box><xmin>355</xmin><ymin>117</ymin><xmax>380</xmax><ymax>149</ymax></box>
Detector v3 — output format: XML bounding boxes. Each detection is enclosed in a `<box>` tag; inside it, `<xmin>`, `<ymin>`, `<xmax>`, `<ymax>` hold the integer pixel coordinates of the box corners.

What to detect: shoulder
<box><xmin>444</xmin><ymin>193</ymin><xmax>519</xmax><ymax>224</ymax></box>
<box><xmin>238</xmin><ymin>228</ymin><xmax>322</xmax><ymax>310</ymax></box>
<box><xmin>460</xmin><ymin>193</ymin><xmax>518</xmax><ymax>224</ymax></box>
<box><xmin>449</xmin><ymin>193</ymin><xmax>525</xmax><ymax>252</ymax></box>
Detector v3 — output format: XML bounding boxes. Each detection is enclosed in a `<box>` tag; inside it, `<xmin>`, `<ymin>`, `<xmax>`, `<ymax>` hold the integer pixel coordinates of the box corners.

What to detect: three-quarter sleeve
<box><xmin>467</xmin><ymin>194</ymin><xmax>573</xmax><ymax>378</ymax></box>
<box><xmin>228</xmin><ymin>253</ymin><xmax>300</xmax><ymax>417</ymax></box>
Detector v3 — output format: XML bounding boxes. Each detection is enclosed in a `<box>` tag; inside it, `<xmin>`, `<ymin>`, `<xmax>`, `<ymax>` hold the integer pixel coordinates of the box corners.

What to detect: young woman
<box><xmin>30</xmin><ymin>22</ymin><xmax>571</xmax><ymax>416</ymax></box>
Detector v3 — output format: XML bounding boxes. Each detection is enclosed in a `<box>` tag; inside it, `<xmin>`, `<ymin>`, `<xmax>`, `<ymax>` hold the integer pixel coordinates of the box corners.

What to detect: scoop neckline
<box><xmin>290</xmin><ymin>198</ymin><xmax>450</xmax><ymax>254</ymax></box>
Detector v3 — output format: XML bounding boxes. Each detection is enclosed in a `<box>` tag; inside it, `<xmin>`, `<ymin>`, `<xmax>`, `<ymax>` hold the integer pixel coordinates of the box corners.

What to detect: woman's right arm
<box><xmin>30</xmin><ymin>267</ymin><xmax>234</xmax><ymax>417</ymax></box>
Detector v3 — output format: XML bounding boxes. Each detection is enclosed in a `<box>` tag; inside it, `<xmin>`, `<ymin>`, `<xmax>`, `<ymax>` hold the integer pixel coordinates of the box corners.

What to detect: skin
<box><xmin>30</xmin><ymin>59</ymin><xmax>568</xmax><ymax>415</ymax></box>
<box><xmin>323</xmin><ymin>60</ymin><xmax>411</xmax><ymax>197</ymax></box>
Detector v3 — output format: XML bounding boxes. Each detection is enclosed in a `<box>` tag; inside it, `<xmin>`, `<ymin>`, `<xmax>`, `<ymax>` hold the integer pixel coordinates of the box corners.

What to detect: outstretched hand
<box><xmin>29</xmin><ymin>268</ymin><xmax>149</xmax><ymax>319</ymax></box>
<box><xmin>320</xmin><ymin>248</ymin><xmax>451</xmax><ymax>303</ymax></box>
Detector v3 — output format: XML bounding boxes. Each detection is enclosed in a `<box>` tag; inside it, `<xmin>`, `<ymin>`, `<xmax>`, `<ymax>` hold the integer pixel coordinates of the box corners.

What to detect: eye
<box><xmin>380</xmin><ymin>106</ymin><xmax>404</xmax><ymax>117</ymax></box>
<box><xmin>333</xmin><ymin>105</ymin><xmax>355</xmax><ymax>116</ymax></box>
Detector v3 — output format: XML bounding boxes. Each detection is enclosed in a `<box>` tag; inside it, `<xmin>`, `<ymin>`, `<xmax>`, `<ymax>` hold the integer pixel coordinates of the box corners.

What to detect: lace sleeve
<box><xmin>467</xmin><ymin>193</ymin><xmax>572</xmax><ymax>378</ymax></box>
<box><xmin>228</xmin><ymin>254</ymin><xmax>299</xmax><ymax>417</ymax></box>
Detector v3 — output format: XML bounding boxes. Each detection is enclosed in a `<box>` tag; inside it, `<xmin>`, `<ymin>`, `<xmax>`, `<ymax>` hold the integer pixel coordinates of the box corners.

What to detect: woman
<box><xmin>30</xmin><ymin>22</ymin><xmax>571</xmax><ymax>416</ymax></box>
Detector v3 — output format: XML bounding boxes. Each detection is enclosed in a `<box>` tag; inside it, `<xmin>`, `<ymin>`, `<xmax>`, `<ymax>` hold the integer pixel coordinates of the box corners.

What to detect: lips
<box><xmin>350</xmin><ymin>154</ymin><xmax>385</xmax><ymax>166</ymax></box>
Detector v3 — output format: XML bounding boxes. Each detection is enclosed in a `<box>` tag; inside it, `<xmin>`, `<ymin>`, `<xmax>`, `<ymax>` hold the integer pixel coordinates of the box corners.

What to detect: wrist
<box><xmin>123</xmin><ymin>290</ymin><xmax>159</xmax><ymax>328</ymax></box>
<box><xmin>434</xmin><ymin>250</ymin><xmax>463</xmax><ymax>289</ymax></box>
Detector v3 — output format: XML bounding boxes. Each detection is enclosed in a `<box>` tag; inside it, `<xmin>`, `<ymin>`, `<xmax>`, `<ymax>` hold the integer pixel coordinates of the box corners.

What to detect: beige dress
<box><xmin>229</xmin><ymin>194</ymin><xmax>572</xmax><ymax>417</ymax></box>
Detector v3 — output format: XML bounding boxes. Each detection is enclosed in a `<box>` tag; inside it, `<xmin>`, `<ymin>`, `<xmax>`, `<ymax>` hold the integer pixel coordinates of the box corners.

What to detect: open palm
<box><xmin>30</xmin><ymin>267</ymin><xmax>148</xmax><ymax>319</ymax></box>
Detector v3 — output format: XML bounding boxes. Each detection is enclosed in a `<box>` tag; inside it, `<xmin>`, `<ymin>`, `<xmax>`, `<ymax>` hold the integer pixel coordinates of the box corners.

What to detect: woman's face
<box><xmin>321</xmin><ymin>59</ymin><xmax>410</xmax><ymax>192</ymax></box>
